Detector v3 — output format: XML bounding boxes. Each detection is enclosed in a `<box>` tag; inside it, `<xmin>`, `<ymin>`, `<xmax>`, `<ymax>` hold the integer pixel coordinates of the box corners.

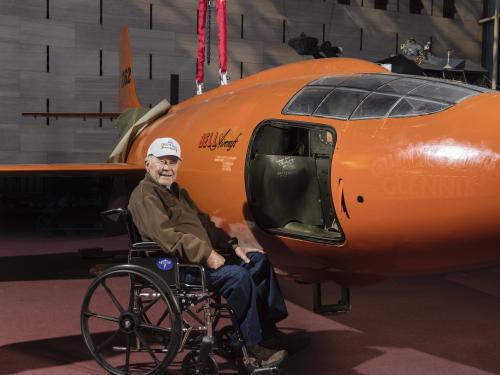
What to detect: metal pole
<box><xmin>492</xmin><ymin>0</ymin><xmax>499</xmax><ymax>89</ymax></box>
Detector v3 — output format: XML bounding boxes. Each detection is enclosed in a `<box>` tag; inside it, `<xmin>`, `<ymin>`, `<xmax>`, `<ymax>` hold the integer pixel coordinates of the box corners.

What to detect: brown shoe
<box><xmin>248</xmin><ymin>344</ymin><xmax>288</xmax><ymax>367</ymax></box>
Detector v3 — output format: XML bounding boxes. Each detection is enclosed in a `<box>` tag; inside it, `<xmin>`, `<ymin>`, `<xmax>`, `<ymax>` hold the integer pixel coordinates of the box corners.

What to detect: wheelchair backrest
<box><xmin>101</xmin><ymin>208</ymin><xmax>180</xmax><ymax>288</ymax></box>
<box><xmin>125</xmin><ymin>210</ymin><xmax>143</xmax><ymax>247</ymax></box>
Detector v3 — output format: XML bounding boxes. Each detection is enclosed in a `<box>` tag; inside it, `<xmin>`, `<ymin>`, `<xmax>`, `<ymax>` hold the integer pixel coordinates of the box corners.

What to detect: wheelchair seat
<box><xmin>81</xmin><ymin>208</ymin><xmax>278</xmax><ymax>375</ymax></box>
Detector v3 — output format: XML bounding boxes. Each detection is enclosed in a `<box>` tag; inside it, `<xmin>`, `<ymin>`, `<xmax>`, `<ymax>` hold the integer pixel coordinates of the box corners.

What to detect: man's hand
<box><xmin>234</xmin><ymin>246</ymin><xmax>265</xmax><ymax>264</ymax></box>
<box><xmin>206</xmin><ymin>250</ymin><xmax>225</xmax><ymax>269</ymax></box>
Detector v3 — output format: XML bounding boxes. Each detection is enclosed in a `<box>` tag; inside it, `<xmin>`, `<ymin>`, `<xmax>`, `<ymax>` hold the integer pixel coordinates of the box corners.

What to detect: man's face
<box><xmin>145</xmin><ymin>155</ymin><xmax>181</xmax><ymax>187</ymax></box>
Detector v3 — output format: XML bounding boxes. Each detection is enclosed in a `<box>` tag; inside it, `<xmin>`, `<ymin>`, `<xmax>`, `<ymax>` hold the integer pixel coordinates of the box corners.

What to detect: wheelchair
<box><xmin>81</xmin><ymin>208</ymin><xmax>279</xmax><ymax>375</ymax></box>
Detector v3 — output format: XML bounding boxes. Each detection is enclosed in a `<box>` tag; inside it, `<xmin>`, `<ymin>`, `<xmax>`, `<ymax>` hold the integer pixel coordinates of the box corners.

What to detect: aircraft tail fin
<box><xmin>119</xmin><ymin>26</ymin><xmax>141</xmax><ymax>111</ymax></box>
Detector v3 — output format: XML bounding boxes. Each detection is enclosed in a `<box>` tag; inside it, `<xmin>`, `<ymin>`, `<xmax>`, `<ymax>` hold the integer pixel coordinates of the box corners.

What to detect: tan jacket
<box><xmin>128</xmin><ymin>174</ymin><xmax>237</xmax><ymax>264</ymax></box>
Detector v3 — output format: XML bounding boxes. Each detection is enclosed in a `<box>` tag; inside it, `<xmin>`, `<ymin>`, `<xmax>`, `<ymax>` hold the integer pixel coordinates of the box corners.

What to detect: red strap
<box><xmin>196</xmin><ymin>0</ymin><xmax>207</xmax><ymax>83</ymax></box>
<box><xmin>216</xmin><ymin>0</ymin><xmax>227</xmax><ymax>73</ymax></box>
<box><xmin>197</xmin><ymin>0</ymin><xmax>227</xmax><ymax>84</ymax></box>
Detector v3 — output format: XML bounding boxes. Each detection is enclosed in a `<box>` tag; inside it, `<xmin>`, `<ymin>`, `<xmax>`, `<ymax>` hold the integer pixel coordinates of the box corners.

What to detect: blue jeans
<box><xmin>183</xmin><ymin>252</ymin><xmax>288</xmax><ymax>348</ymax></box>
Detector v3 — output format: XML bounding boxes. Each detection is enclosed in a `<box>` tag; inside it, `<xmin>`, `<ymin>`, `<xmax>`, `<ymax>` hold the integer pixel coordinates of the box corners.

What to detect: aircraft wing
<box><xmin>0</xmin><ymin>163</ymin><xmax>144</xmax><ymax>174</ymax></box>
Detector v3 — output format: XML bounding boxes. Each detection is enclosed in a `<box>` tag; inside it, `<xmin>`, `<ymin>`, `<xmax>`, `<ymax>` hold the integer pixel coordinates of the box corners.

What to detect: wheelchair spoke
<box><xmin>138</xmin><ymin>322</ymin><xmax>172</xmax><ymax>335</ymax></box>
<box><xmin>134</xmin><ymin>329</ymin><xmax>160</xmax><ymax>365</ymax></box>
<box><xmin>140</xmin><ymin>296</ymin><xmax>161</xmax><ymax>316</ymax></box>
<box><xmin>128</xmin><ymin>276</ymin><xmax>135</xmax><ymax>312</ymax></box>
<box><xmin>124</xmin><ymin>334</ymin><xmax>131</xmax><ymax>374</ymax></box>
<box><xmin>96</xmin><ymin>329</ymin><xmax>120</xmax><ymax>351</ymax></box>
<box><xmin>83</xmin><ymin>311</ymin><xmax>120</xmax><ymax>323</ymax></box>
<box><xmin>156</xmin><ymin>308</ymin><xmax>170</xmax><ymax>326</ymax></box>
<box><xmin>102</xmin><ymin>280</ymin><xmax>125</xmax><ymax>314</ymax></box>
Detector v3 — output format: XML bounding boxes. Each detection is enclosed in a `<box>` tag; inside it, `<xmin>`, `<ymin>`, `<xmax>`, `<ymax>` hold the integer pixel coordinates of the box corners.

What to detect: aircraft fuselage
<box><xmin>126</xmin><ymin>59</ymin><xmax>500</xmax><ymax>285</ymax></box>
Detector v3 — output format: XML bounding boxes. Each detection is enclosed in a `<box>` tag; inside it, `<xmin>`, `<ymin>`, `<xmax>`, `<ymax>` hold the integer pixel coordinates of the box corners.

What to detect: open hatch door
<box><xmin>246</xmin><ymin>120</ymin><xmax>344</xmax><ymax>243</ymax></box>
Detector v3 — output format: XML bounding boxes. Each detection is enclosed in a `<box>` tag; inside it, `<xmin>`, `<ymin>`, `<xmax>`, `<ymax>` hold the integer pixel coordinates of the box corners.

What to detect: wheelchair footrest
<box><xmin>250</xmin><ymin>366</ymin><xmax>280</xmax><ymax>375</ymax></box>
<box><xmin>112</xmin><ymin>346</ymin><xmax>170</xmax><ymax>354</ymax></box>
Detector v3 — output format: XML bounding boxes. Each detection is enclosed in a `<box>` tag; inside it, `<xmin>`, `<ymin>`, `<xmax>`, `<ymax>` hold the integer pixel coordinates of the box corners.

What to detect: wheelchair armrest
<box><xmin>131</xmin><ymin>241</ymin><xmax>163</xmax><ymax>251</ymax></box>
<box><xmin>178</xmin><ymin>263</ymin><xmax>208</xmax><ymax>292</ymax></box>
<box><xmin>100</xmin><ymin>208</ymin><xmax>127</xmax><ymax>220</ymax></box>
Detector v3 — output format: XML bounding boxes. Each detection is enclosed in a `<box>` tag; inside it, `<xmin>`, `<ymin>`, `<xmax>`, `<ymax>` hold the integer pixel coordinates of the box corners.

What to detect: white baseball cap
<box><xmin>146</xmin><ymin>137</ymin><xmax>182</xmax><ymax>160</ymax></box>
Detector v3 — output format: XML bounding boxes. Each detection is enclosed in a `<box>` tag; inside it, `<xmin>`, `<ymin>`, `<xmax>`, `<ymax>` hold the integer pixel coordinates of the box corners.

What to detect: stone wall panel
<box><xmin>0</xmin><ymin>0</ymin><xmax>485</xmax><ymax>163</ymax></box>
<box><xmin>0</xmin><ymin>71</ymin><xmax>20</xmax><ymax>98</ymax></box>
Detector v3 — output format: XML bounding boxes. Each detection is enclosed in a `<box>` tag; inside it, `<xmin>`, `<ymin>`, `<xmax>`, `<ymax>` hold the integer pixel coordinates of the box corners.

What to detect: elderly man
<box><xmin>128</xmin><ymin>137</ymin><xmax>288</xmax><ymax>367</ymax></box>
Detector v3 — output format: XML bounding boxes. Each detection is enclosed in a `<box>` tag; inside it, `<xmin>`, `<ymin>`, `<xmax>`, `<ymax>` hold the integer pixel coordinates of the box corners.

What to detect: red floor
<box><xmin>1</xmin><ymin>233</ymin><xmax>499</xmax><ymax>375</ymax></box>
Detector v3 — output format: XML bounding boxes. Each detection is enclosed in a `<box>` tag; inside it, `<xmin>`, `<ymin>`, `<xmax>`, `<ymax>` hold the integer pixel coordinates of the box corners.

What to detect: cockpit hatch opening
<box><xmin>246</xmin><ymin>120</ymin><xmax>344</xmax><ymax>243</ymax></box>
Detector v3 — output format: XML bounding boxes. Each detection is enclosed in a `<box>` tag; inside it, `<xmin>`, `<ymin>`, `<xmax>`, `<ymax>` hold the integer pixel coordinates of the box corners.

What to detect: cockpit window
<box><xmin>314</xmin><ymin>88</ymin><xmax>369</xmax><ymax>119</ymax></box>
<box><xmin>350</xmin><ymin>93</ymin><xmax>400</xmax><ymax>119</ymax></box>
<box><xmin>283</xmin><ymin>87</ymin><xmax>332</xmax><ymax>116</ymax></box>
<box><xmin>339</xmin><ymin>74</ymin><xmax>398</xmax><ymax>90</ymax></box>
<box><xmin>312</xmin><ymin>76</ymin><xmax>350</xmax><ymax>87</ymax></box>
<box><xmin>377</xmin><ymin>78</ymin><xmax>425</xmax><ymax>94</ymax></box>
<box><xmin>408</xmin><ymin>83</ymin><xmax>475</xmax><ymax>103</ymax></box>
<box><xmin>389</xmin><ymin>97</ymin><xmax>450</xmax><ymax>117</ymax></box>
<box><xmin>283</xmin><ymin>73</ymin><xmax>489</xmax><ymax>121</ymax></box>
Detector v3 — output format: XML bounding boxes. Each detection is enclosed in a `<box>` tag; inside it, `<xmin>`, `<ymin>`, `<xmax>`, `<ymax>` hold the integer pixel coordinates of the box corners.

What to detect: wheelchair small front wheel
<box><xmin>215</xmin><ymin>325</ymin><xmax>240</xmax><ymax>359</ymax></box>
<box><xmin>81</xmin><ymin>264</ymin><xmax>182</xmax><ymax>375</ymax></box>
<box><xmin>181</xmin><ymin>350</ymin><xmax>219</xmax><ymax>375</ymax></box>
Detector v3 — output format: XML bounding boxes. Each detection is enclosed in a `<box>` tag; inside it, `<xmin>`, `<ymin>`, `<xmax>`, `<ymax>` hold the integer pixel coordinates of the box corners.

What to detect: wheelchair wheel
<box><xmin>81</xmin><ymin>264</ymin><xmax>182</xmax><ymax>375</ymax></box>
<box><xmin>181</xmin><ymin>350</ymin><xmax>219</xmax><ymax>375</ymax></box>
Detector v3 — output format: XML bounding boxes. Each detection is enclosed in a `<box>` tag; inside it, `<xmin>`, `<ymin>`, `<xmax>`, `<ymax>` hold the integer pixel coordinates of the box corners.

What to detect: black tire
<box><xmin>215</xmin><ymin>325</ymin><xmax>240</xmax><ymax>359</ymax></box>
<box><xmin>81</xmin><ymin>264</ymin><xmax>182</xmax><ymax>375</ymax></box>
<box><xmin>181</xmin><ymin>350</ymin><xmax>219</xmax><ymax>375</ymax></box>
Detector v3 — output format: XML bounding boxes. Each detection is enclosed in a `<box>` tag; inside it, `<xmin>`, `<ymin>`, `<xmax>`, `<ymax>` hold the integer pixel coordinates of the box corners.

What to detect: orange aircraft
<box><xmin>6</xmin><ymin>27</ymin><xmax>500</xmax><ymax>298</ymax></box>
